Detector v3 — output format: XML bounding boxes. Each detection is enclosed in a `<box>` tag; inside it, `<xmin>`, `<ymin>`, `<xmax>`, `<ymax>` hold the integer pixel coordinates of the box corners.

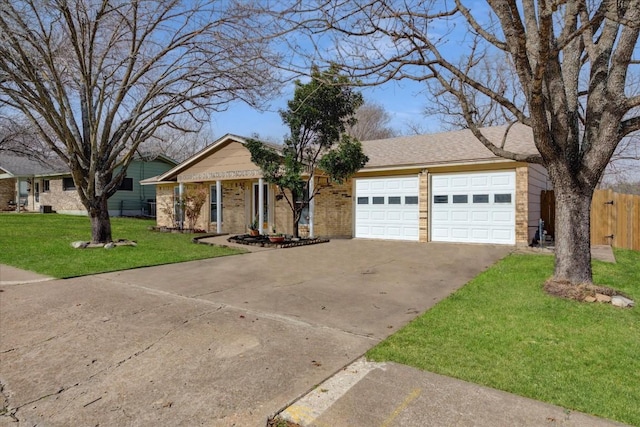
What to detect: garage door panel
<box><xmin>371</xmin><ymin>210</ymin><xmax>386</xmax><ymax>220</ymax></box>
<box><xmin>491</xmin><ymin>229</ymin><xmax>512</xmax><ymax>240</ymax></box>
<box><xmin>371</xmin><ymin>181</ymin><xmax>385</xmax><ymax>190</ymax></box>
<box><xmin>387</xmin><ymin>211</ymin><xmax>402</xmax><ymax>221</ymax></box>
<box><xmin>451</xmin><ymin>211</ymin><xmax>469</xmax><ymax>221</ymax></box>
<box><xmin>355</xmin><ymin>176</ymin><xmax>420</xmax><ymax>241</ymax></box>
<box><xmin>431</xmin><ymin>227</ymin><xmax>449</xmax><ymax>238</ymax></box>
<box><xmin>471</xmin><ymin>176</ymin><xmax>488</xmax><ymax>187</ymax></box>
<box><xmin>431</xmin><ymin>171</ymin><xmax>515</xmax><ymax>244</ymax></box>
<box><xmin>471</xmin><ymin>211</ymin><xmax>490</xmax><ymax>222</ymax></box>
<box><xmin>491</xmin><ymin>174</ymin><xmax>512</xmax><ymax>187</ymax></box>
<box><xmin>432</xmin><ymin>211</ymin><xmax>449</xmax><ymax>221</ymax></box>
<box><xmin>356</xmin><ymin>211</ymin><xmax>370</xmax><ymax>220</ymax></box>
<box><xmin>451</xmin><ymin>177</ymin><xmax>470</xmax><ymax>188</ymax></box>
<box><xmin>403</xmin><ymin>211</ymin><xmax>418</xmax><ymax>221</ymax></box>
<box><xmin>471</xmin><ymin>228</ymin><xmax>490</xmax><ymax>239</ymax></box>
<box><xmin>491</xmin><ymin>211</ymin><xmax>513</xmax><ymax>222</ymax></box>
<box><xmin>402</xmin><ymin>180</ymin><xmax>418</xmax><ymax>190</ymax></box>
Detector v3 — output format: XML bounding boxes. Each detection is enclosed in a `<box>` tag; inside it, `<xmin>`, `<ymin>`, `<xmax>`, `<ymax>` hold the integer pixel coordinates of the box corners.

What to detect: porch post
<box><xmin>216</xmin><ymin>180</ymin><xmax>222</xmax><ymax>234</ymax></box>
<box><xmin>16</xmin><ymin>179</ymin><xmax>20</xmax><ymax>213</ymax></box>
<box><xmin>178</xmin><ymin>182</ymin><xmax>184</xmax><ymax>229</ymax></box>
<box><xmin>258</xmin><ymin>177</ymin><xmax>264</xmax><ymax>234</ymax></box>
<box><xmin>309</xmin><ymin>177</ymin><xmax>315</xmax><ymax>238</ymax></box>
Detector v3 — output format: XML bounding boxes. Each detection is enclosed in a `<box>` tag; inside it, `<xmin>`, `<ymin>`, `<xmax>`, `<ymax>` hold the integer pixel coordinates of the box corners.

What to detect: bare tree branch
<box><xmin>0</xmin><ymin>0</ymin><xmax>282</xmax><ymax>242</ymax></box>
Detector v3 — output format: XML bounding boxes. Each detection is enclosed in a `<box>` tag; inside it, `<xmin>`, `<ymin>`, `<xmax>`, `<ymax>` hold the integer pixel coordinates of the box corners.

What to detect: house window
<box><xmin>43</xmin><ymin>180</ymin><xmax>50</xmax><ymax>192</ymax></box>
<box><xmin>174</xmin><ymin>186</ymin><xmax>183</xmax><ymax>225</ymax></box>
<box><xmin>62</xmin><ymin>177</ymin><xmax>76</xmax><ymax>191</ymax></box>
<box><xmin>433</xmin><ymin>195</ymin><xmax>448</xmax><ymax>204</ymax></box>
<box><xmin>388</xmin><ymin>196</ymin><xmax>401</xmax><ymax>205</ymax></box>
<box><xmin>357</xmin><ymin>197</ymin><xmax>369</xmax><ymax>204</ymax></box>
<box><xmin>35</xmin><ymin>182</ymin><xmax>40</xmax><ymax>202</ymax></box>
<box><xmin>473</xmin><ymin>194</ymin><xmax>489</xmax><ymax>203</ymax></box>
<box><xmin>405</xmin><ymin>196</ymin><xmax>419</xmax><ymax>204</ymax></box>
<box><xmin>118</xmin><ymin>177</ymin><xmax>133</xmax><ymax>191</ymax></box>
<box><xmin>494</xmin><ymin>193</ymin><xmax>512</xmax><ymax>203</ymax></box>
<box><xmin>210</xmin><ymin>185</ymin><xmax>222</xmax><ymax>222</ymax></box>
<box><xmin>452</xmin><ymin>195</ymin><xmax>468</xmax><ymax>204</ymax></box>
<box><xmin>372</xmin><ymin>196</ymin><xmax>385</xmax><ymax>204</ymax></box>
<box><xmin>295</xmin><ymin>188</ymin><xmax>309</xmax><ymax>225</ymax></box>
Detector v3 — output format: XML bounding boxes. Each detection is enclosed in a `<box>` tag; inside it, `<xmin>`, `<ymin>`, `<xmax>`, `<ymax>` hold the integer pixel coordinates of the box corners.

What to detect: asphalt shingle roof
<box><xmin>361</xmin><ymin>124</ymin><xmax>537</xmax><ymax>169</ymax></box>
<box><xmin>0</xmin><ymin>154</ymin><xmax>67</xmax><ymax>176</ymax></box>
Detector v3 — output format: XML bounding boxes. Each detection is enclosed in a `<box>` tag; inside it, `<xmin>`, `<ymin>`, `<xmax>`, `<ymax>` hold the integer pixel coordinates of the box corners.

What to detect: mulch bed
<box><xmin>227</xmin><ymin>234</ymin><xmax>329</xmax><ymax>249</ymax></box>
<box><xmin>544</xmin><ymin>279</ymin><xmax>627</xmax><ymax>301</ymax></box>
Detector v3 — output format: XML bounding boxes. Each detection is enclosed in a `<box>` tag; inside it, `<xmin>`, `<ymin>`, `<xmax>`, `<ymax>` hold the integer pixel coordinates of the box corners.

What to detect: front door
<box><xmin>252</xmin><ymin>183</ymin><xmax>269</xmax><ymax>230</ymax></box>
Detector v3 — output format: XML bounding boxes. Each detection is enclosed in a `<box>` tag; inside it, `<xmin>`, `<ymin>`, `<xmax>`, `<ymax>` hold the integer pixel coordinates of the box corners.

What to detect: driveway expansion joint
<box><xmin>99</xmin><ymin>275</ymin><xmax>381</xmax><ymax>342</ymax></box>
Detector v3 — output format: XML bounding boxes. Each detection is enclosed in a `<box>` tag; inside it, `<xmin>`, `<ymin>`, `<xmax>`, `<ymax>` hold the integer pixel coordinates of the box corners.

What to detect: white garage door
<box><xmin>355</xmin><ymin>176</ymin><xmax>419</xmax><ymax>241</ymax></box>
<box><xmin>431</xmin><ymin>171</ymin><xmax>515</xmax><ymax>244</ymax></box>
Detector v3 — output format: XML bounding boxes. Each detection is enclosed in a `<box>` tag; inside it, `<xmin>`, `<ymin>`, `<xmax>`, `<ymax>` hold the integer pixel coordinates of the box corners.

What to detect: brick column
<box><xmin>419</xmin><ymin>170</ymin><xmax>429</xmax><ymax>242</ymax></box>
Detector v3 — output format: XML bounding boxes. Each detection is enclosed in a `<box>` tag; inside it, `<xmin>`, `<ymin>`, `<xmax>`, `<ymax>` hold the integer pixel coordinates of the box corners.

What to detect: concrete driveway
<box><xmin>0</xmin><ymin>240</ymin><xmax>510</xmax><ymax>426</ymax></box>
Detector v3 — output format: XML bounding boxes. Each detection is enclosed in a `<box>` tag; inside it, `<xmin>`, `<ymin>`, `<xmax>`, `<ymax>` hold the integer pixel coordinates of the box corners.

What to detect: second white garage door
<box><xmin>431</xmin><ymin>171</ymin><xmax>516</xmax><ymax>244</ymax></box>
<box><xmin>355</xmin><ymin>176</ymin><xmax>419</xmax><ymax>241</ymax></box>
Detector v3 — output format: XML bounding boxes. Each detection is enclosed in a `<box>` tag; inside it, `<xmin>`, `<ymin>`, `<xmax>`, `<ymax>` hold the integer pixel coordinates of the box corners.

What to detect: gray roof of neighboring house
<box><xmin>0</xmin><ymin>154</ymin><xmax>67</xmax><ymax>177</ymax></box>
<box><xmin>0</xmin><ymin>152</ymin><xmax>177</xmax><ymax>178</ymax></box>
<box><xmin>360</xmin><ymin>123</ymin><xmax>538</xmax><ymax>169</ymax></box>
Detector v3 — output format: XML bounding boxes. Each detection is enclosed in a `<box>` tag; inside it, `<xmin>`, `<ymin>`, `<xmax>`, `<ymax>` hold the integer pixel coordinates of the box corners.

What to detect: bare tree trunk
<box><xmin>552</xmin><ymin>180</ymin><xmax>594</xmax><ymax>284</ymax></box>
<box><xmin>293</xmin><ymin>218</ymin><xmax>300</xmax><ymax>237</ymax></box>
<box><xmin>89</xmin><ymin>197</ymin><xmax>112</xmax><ymax>244</ymax></box>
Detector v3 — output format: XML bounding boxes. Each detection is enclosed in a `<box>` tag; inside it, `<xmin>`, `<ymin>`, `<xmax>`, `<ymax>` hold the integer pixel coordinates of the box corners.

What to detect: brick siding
<box><xmin>39</xmin><ymin>178</ymin><xmax>85</xmax><ymax>213</ymax></box>
<box><xmin>0</xmin><ymin>178</ymin><xmax>16</xmax><ymax>211</ymax></box>
<box><xmin>515</xmin><ymin>165</ymin><xmax>530</xmax><ymax>245</ymax></box>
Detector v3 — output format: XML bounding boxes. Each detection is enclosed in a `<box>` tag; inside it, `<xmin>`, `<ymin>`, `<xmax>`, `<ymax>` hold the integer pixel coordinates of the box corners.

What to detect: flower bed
<box><xmin>227</xmin><ymin>234</ymin><xmax>329</xmax><ymax>248</ymax></box>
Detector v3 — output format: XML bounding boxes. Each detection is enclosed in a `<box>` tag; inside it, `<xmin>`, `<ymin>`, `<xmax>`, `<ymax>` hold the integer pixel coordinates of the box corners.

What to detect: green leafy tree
<box><xmin>247</xmin><ymin>66</ymin><xmax>368</xmax><ymax>237</ymax></box>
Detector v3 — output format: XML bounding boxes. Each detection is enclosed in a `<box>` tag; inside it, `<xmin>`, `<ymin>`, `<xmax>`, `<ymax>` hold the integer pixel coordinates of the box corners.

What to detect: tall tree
<box><xmin>0</xmin><ymin>0</ymin><xmax>280</xmax><ymax>242</ymax></box>
<box><xmin>247</xmin><ymin>65</ymin><xmax>368</xmax><ymax>237</ymax></box>
<box><xmin>270</xmin><ymin>0</ymin><xmax>640</xmax><ymax>285</ymax></box>
<box><xmin>346</xmin><ymin>102</ymin><xmax>397</xmax><ymax>140</ymax></box>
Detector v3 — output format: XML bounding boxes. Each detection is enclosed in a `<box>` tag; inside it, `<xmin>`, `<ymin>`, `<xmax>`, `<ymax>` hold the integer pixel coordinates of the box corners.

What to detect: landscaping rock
<box><xmin>611</xmin><ymin>295</ymin><xmax>635</xmax><ymax>308</ymax></box>
<box><xmin>584</xmin><ymin>295</ymin><xmax>597</xmax><ymax>303</ymax></box>
<box><xmin>104</xmin><ymin>242</ymin><xmax>115</xmax><ymax>249</ymax></box>
<box><xmin>71</xmin><ymin>241</ymin><xmax>89</xmax><ymax>249</ymax></box>
<box><xmin>87</xmin><ymin>243</ymin><xmax>106</xmax><ymax>248</ymax></box>
<box><xmin>595</xmin><ymin>293</ymin><xmax>612</xmax><ymax>303</ymax></box>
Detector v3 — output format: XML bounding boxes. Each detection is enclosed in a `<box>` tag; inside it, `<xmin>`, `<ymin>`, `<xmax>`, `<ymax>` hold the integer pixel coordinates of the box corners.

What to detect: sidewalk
<box><xmin>0</xmin><ymin>264</ymin><xmax>53</xmax><ymax>285</ymax></box>
<box><xmin>279</xmin><ymin>358</ymin><xmax>626</xmax><ymax>427</ymax></box>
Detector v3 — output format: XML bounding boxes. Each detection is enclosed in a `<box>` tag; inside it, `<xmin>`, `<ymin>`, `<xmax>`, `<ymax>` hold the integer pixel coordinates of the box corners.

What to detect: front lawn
<box><xmin>367</xmin><ymin>250</ymin><xmax>640</xmax><ymax>426</ymax></box>
<box><xmin>0</xmin><ymin>213</ymin><xmax>243</xmax><ymax>278</ymax></box>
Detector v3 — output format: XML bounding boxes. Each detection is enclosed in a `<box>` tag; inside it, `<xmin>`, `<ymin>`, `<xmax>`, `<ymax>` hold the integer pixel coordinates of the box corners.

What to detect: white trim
<box><xmin>258</xmin><ymin>178</ymin><xmax>264</xmax><ymax>234</ymax></box>
<box><xmin>309</xmin><ymin>177</ymin><xmax>315</xmax><ymax>238</ymax></box>
<box><xmin>358</xmin><ymin>158</ymin><xmax>516</xmax><ymax>174</ymax></box>
<box><xmin>216</xmin><ymin>180</ymin><xmax>222</xmax><ymax>233</ymax></box>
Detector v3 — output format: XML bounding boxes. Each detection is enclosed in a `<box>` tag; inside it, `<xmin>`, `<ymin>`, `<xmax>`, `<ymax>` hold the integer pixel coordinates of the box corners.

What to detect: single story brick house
<box><xmin>147</xmin><ymin>124</ymin><xmax>549</xmax><ymax>246</ymax></box>
<box><xmin>0</xmin><ymin>153</ymin><xmax>176</xmax><ymax>216</ymax></box>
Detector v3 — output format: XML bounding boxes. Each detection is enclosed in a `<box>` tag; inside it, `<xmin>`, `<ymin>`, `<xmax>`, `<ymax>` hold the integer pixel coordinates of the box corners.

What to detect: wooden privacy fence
<box><xmin>541</xmin><ymin>189</ymin><xmax>640</xmax><ymax>251</ymax></box>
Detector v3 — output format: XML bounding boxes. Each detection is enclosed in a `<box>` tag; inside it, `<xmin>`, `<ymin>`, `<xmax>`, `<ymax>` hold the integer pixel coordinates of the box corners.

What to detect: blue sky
<box><xmin>210</xmin><ymin>78</ymin><xmax>442</xmax><ymax>142</ymax></box>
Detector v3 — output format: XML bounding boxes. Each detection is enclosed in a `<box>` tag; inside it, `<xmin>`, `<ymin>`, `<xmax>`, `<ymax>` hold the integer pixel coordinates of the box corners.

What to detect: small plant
<box><xmin>270</xmin><ymin>227</ymin><xmax>283</xmax><ymax>236</ymax></box>
<box><xmin>248</xmin><ymin>216</ymin><xmax>259</xmax><ymax>231</ymax></box>
<box><xmin>183</xmin><ymin>186</ymin><xmax>207</xmax><ymax>231</ymax></box>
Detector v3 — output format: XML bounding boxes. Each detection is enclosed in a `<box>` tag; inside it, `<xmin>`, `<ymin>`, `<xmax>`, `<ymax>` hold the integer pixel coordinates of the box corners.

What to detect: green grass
<box><xmin>367</xmin><ymin>250</ymin><xmax>640</xmax><ymax>426</ymax></box>
<box><xmin>0</xmin><ymin>213</ymin><xmax>244</xmax><ymax>278</ymax></box>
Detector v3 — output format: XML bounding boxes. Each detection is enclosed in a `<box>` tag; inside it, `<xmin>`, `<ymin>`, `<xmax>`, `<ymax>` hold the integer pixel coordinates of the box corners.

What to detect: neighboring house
<box><xmin>148</xmin><ymin>124</ymin><xmax>550</xmax><ymax>246</ymax></box>
<box><xmin>0</xmin><ymin>153</ymin><xmax>177</xmax><ymax>217</ymax></box>
<box><xmin>0</xmin><ymin>155</ymin><xmax>67</xmax><ymax>212</ymax></box>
